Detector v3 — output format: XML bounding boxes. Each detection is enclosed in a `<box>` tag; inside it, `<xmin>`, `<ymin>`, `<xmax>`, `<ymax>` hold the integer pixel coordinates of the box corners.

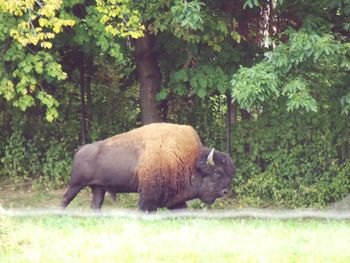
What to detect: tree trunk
<box><xmin>86</xmin><ymin>52</ymin><xmax>93</xmax><ymax>142</ymax></box>
<box><xmin>241</xmin><ymin>109</ymin><xmax>252</xmax><ymax>154</ymax></box>
<box><xmin>80</xmin><ymin>52</ymin><xmax>87</xmax><ymax>145</ymax></box>
<box><xmin>226</xmin><ymin>93</ymin><xmax>232</xmax><ymax>154</ymax></box>
<box><xmin>268</xmin><ymin>0</ymin><xmax>277</xmax><ymax>49</ymax></box>
<box><xmin>134</xmin><ymin>30</ymin><xmax>162</xmax><ymax>125</ymax></box>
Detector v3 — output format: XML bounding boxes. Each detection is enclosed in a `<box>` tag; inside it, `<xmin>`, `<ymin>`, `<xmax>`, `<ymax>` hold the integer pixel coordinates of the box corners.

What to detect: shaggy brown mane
<box><xmin>106</xmin><ymin>123</ymin><xmax>202</xmax><ymax>205</ymax></box>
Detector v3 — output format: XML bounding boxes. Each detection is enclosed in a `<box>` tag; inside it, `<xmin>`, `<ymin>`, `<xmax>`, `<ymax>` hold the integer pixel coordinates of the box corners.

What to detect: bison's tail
<box><xmin>61</xmin><ymin>184</ymin><xmax>84</xmax><ymax>209</ymax></box>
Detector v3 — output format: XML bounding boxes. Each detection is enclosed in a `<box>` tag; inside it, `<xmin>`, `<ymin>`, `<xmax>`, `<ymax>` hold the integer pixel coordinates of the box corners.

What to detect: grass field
<box><xmin>1</xmin><ymin>180</ymin><xmax>350</xmax><ymax>262</ymax></box>
<box><xmin>1</xmin><ymin>215</ymin><xmax>350</xmax><ymax>263</ymax></box>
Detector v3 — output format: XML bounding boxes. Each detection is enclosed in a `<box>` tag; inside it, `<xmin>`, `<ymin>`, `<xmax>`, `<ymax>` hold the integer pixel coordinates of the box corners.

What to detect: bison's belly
<box><xmin>89</xmin><ymin>165</ymin><xmax>138</xmax><ymax>193</ymax></box>
<box><xmin>105</xmin><ymin>184</ymin><xmax>137</xmax><ymax>194</ymax></box>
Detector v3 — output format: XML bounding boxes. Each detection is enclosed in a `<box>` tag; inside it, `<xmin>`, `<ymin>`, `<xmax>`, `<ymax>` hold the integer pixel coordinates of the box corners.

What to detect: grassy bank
<box><xmin>1</xmin><ymin>216</ymin><xmax>350</xmax><ymax>262</ymax></box>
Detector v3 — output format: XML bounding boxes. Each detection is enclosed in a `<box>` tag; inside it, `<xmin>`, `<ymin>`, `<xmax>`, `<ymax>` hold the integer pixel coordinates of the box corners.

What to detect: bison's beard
<box><xmin>200</xmin><ymin>196</ymin><xmax>217</xmax><ymax>205</ymax></box>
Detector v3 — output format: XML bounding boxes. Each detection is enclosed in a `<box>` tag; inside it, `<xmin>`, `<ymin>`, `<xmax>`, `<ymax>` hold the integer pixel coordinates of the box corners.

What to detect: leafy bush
<box><xmin>236</xmin><ymin>162</ymin><xmax>350</xmax><ymax>208</ymax></box>
<box><xmin>39</xmin><ymin>142</ymin><xmax>72</xmax><ymax>189</ymax></box>
<box><xmin>232</xmin><ymin>105</ymin><xmax>350</xmax><ymax>208</ymax></box>
<box><xmin>1</xmin><ymin>131</ymin><xmax>41</xmax><ymax>183</ymax></box>
<box><xmin>0</xmin><ymin>130</ymin><xmax>72</xmax><ymax>189</ymax></box>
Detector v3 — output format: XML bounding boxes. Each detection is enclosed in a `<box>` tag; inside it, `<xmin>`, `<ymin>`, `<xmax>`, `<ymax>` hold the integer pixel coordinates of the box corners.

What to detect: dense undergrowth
<box><xmin>1</xmin><ymin>96</ymin><xmax>350</xmax><ymax>209</ymax></box>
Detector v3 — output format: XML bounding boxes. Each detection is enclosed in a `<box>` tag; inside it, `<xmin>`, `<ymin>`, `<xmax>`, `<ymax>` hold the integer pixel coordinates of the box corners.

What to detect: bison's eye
<box><xmin>214</xmin><ymin>171</ymin><xmax>224</xmax><ymax>178</ymax></box>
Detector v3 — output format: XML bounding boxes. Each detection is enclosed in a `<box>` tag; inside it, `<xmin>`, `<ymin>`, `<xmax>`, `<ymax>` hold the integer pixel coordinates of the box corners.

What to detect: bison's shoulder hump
<box><xmin>136</xmin><ymin>123</ymin><xmax>202</xmax><ymax>187</ymax></box>
<box><xmin>105</xmin><ymin>123</ymin><xmax>202</xmax><ymax>148</ymax></box>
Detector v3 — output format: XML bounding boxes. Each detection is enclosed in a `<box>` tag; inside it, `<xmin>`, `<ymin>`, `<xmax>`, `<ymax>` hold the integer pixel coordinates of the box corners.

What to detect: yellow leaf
<box><xmin>9</xmin><ymin>29</ymin><xmax>19</xmax><ymax>37</ymax></box>
<box><xmin>53</xmin><ymin>24</ymin><xmax>61</xmax><ymax>33</ymax></box>
<box><xmin>39</xmin><ymin>18</ymin><xmax>48</xmax><ymax>27</ymax></box>
<box><xmin>29</xmin><ymin>85</ymin><xmax>35</xmax><ymax>93</ymax></box>
<box><xmin>46</xmin><ymin>33</ymin><xmax>55</xmax><ymax>39</ymax></box>
<box><xmin>129</xmin><ymin>31</ymin><xmax>144</xmax><ymax>39</ymax></box>
<box><xmin>40</xmin><ymin>41</ymin><xmax>52</xmax><ymax>49</ymax></box>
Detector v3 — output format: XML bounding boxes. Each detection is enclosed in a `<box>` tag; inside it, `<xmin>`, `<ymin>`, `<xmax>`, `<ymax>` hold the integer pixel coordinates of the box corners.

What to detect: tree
<box><xmin>231</xmin><ymin>0</ymin><xmax>350</xmax><ymax>114</ymax></box>
<box><xmin>134</xmin><ymin>30</ymin><xmax>163</xmax><ymax>124</ymax></box>
<box><xmin>138</xmin><ymin>0</ymin><xmax>266</xmax><ymax>148</ymax></box>
<box><xmin>0</xmin><ymin>0</ymin><xmax>75</xmax><ymax>121</ymax></box>
<box><xmin>97</xmin><ymin>0</ymin><xmax>262</xmax><ymax>126</ymax></box>
<box><xmin>60</xmin><ymin>0</ymin><xmax>143</xmax><ymax>143</ymax></box>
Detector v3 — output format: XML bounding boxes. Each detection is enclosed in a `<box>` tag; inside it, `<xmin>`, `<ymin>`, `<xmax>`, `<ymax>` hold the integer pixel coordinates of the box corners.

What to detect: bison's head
<box><xmin>195</xmin><ymin>148</ymin><xmax>236</xmax><ymax>205</ymax></box>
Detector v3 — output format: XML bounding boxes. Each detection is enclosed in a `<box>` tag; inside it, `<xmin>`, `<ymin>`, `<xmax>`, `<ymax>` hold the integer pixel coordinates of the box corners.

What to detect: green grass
<box><xmin>1</xmin><ymin>216</ymin><xmax>350</xmax><ymax>262</ymax></box>
<box><xmin>1</xmin><ymin>180</ymin><xmax>350</xmax><ymax>262</ymax></box>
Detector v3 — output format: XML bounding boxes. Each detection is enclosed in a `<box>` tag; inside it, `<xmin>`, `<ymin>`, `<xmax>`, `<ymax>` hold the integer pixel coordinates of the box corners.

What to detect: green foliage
<box><xmin>0</xmin><ymin>133</ymin><xmax>71</xmax><ymax>189</ymax></box>
<box><xmin>0</xmin><ymin>116</ymin><xmax>73</xmax><ymax>188</ymax></box>
<box><xmin>282</xmin><ymin>78</ymin><xmax>317</xmax><ymax>112</ymax></box>
<box><xmin>82</xmin><ymin>6</ymin><xmax>124</xmax><ymax>61</ymax></box>
<box><xmin>1</xmin><ymin>0</ymin><xmax>75</xmax><ymax>48</ymax></box>
<box><xmin>170</xmin><ymin>0</ymin><xmax>204</xmax><ymax>31</ymax></box>
<box><xmin>39</xmin><ymin>142</ymin><xmax>72</xmax><ymax>189</ymax></box>
<box><xmin>37</xmin><ymin>91</ymin><xmax>59</xmax><ymax>122</ymax></box>
<box><xmin>231</xmin><ymin>61</ymin><xmax>280</xmax><ymax>110</ymax></box>
<box><xmin>237</xmin><ymin>159</ymin><xmax>350</xmax><ymax>208</ymax></box>
<box><xmin>243</xmin><ymin>0</ymin><xmax>260</xmax><ymax>9</ymax></box>
<box><xmin>0</xmin><ymin>0</ymin><xmax>72</xmax><ymax>122</ymax></box>
<box><xmin>1</xmin><ymin>130</ymin><xmax>40</xmax><ymax>182</ymax></box>
<box><xmin>232</xmin><ymin>105</ymin><xmax>350</xmax><ymax>208</ymax></box>
<box><xmin>0</xmin><ymin>46</ymin><xmax>65</xmax><ymax>121</ymax></box>
<box><xmin>162</xmin><ymin>64</ymin><xmax>229</xmax><ymax>99</ymax></box>
<box><xmin>96</xmin><ymin>0</ymin><xmax>144</xmax><ymax>38</ymax></box>
<box><xmin>231</xmin><ymin>29</ymin><xmax>350</xmax><ymax>113</ymax></box>
<box><xmin>146</xmin><ymin>0</ymin><xmax>240</xmax><ymax>51</ymax></box>
<box><xmin>341</xmin><ymin>91</ymin><xmax>350</xmax><ymax>115</ymax></box>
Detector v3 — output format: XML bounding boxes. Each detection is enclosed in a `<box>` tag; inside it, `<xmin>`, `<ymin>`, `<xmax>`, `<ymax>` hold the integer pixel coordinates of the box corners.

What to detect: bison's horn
<box><xmin>207</xmin><ymin>148</ymin><xmax>215</xmax><ymax>166</ymax></box>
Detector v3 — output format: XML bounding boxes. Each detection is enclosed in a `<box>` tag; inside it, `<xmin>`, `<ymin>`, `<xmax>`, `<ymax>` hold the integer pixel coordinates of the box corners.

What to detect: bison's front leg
<box><xmin>90</xmin><ymin>186</ymin><xmax>106</xmax><ymax>211</ymax></box>
<box><xmin>138</xmin><ymin>193</ymin><xmax>158</xmax><ymax>212</ymax></box>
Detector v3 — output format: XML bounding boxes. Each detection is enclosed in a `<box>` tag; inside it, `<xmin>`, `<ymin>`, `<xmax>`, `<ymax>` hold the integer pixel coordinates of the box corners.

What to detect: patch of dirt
<box><xmin>0</xmin><ymin>179</ymin><xmax>138</xmax><ymax>210</ymax></box>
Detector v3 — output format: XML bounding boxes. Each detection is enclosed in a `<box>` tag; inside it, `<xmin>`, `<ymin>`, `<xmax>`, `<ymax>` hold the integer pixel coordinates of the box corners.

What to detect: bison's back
<box><xmin>106</xmin><ymin>123</ymin><xmax>201</xmax><ymax>146</ymax></box>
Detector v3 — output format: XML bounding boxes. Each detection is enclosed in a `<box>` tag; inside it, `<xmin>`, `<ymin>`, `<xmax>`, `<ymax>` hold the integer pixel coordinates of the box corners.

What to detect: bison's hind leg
<box><xmin>110</xmin><ymin>192</ymin><xmax>117</xmax><ymax>203</ymax></box>
<box><xmin>90</xmin><ymin>186</ymin><xmax>106</xmax><ymax>211</ymax></box>
<box><xmin>61</xmin><ymin>185</ymin><xmax>84</xmax><ymax>209</ymax></box>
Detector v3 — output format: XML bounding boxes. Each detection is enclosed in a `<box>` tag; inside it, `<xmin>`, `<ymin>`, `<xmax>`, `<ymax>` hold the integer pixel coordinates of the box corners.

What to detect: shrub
<box><xmin>1</xmin><ymin>131</ymin><xmax>72</xmax><ymax>189</ymax></box>
<box><xmin>39</xmin><ymin>142</ymin><xmax>72</xmax><ymax>189</ymax></box>
<box><xmin>232</xmin><ymin>105</ymin><xmax>350</xmax><ymax>208</ymax></box>
<box><xmin>1</xmin><ymin>131</ymin><xmax>41</xmax><ymax>183</ymax></box>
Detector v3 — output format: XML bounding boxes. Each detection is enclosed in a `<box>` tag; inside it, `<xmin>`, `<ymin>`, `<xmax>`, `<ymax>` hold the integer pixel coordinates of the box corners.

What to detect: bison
<box><xmin>61</xmin><ymin>123</ymin><xmax>236</xmax><ymax>212</ymax></box>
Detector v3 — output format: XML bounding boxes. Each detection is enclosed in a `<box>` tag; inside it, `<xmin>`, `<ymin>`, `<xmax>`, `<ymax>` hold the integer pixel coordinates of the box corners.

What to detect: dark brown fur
<box><xmin>104</xmin><ymin>123</ymin><xmax>203</xmax><ymax>208</ymax></box>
